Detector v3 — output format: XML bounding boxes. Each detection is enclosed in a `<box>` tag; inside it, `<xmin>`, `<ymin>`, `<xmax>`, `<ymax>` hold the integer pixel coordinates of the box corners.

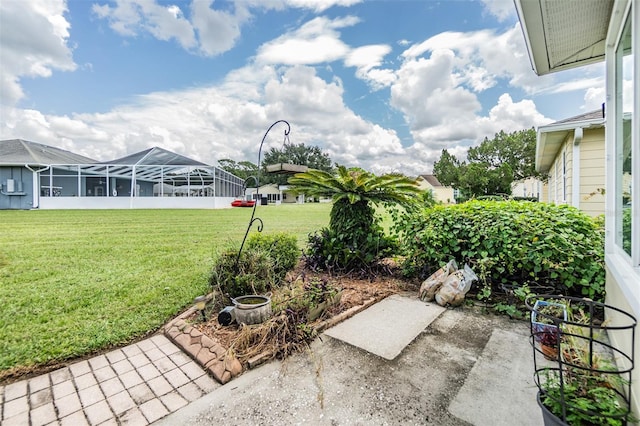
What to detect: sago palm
<box><xmin>289</xmin><ymin>166</ymin><xmax>420</xmax><ymax>272</ymax></box>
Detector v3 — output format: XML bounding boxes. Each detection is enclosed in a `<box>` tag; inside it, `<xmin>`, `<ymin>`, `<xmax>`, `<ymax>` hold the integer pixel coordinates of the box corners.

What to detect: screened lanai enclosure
<box><xmin>1</xmin><ymin>140</ymin><xmax>245</xmax><ymax>210</ymax></box>
<box><xmin>41</xmin><ymin>149</ymin><xmax>242</xmax><ymax>198</ymax></box>
<box><xmin>38</xmin><ymin>148</ymin><xmax>244</xmax><ymax>209</ymax></box>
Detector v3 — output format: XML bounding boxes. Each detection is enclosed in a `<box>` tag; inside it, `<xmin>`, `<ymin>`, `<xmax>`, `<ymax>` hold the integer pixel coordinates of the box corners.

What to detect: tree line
<box><xmin>219</xmin><ymin>128</ymin><xmax>542</xmax><ymax>200</ymax></box>
<box><xmin>433</xmin><ymin>128</ymin><xmax>542</xmax><ymax>200</ymax></box>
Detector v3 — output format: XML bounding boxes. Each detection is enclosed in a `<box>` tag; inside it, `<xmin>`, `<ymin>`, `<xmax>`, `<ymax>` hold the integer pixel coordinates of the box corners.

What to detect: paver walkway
<box><xmin>0</xmin><ymin>335</ymin><xmax>219</xmax><ymax>425</ymax></box>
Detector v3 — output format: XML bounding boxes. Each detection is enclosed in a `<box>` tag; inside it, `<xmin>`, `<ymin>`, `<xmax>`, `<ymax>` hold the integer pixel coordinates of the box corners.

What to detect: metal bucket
<box><xmin>232</xmin><ymin>294</ymin><xmax>272</xmax><ymax>325</ymax></box>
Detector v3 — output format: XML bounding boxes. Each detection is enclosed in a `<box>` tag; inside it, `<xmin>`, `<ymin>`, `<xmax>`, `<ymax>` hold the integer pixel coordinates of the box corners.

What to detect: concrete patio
<box><xmin>0</xmin><ymin>294</ymin><xmax>542</xmax><ymax>425</ymax></box>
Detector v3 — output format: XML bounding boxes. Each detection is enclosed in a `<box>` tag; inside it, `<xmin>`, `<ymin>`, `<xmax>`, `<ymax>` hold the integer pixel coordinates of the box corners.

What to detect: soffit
<box><xmin>515</xmin><ymin>0</ymin><xmax>613</xmax><ymax>75</ymax></box>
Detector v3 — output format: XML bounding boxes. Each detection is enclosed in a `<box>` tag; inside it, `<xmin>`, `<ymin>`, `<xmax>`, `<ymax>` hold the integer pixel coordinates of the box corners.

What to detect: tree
<box><xmin>467</xmin><ymin>129</ymin><xmax>538</xmax><ymax>181</ymax></box>
<box><xmin>218</xmin><ymin>159</ymin><xmax>258</xmax><ymax>181</ymax></box>
<box><xmin>432</xmin><ymin>149</ymin><xmax>460</xmax><ymax>187</ymax></box>
<box><xmin>288</xmin><ymin>166</ymin><xmax>421</xmax><ymax>272</ymax></box>
<box><xmin>458</xmin><ymin>162</ymin><xmax>513</xmax><ymax>197</ymax></box>
<box><xmin>433</xmin><ymin>128</ymin><xmax>539</xmax><ymax>198</ymax></box>
<box><xmin>262</xmin><ymin>143</ymin><xmax>333</xmax><ymax>184</ymax></box>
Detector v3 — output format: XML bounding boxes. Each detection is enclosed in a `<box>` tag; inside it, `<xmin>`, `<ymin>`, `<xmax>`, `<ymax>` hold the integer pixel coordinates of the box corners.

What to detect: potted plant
<box><xmin>531</xmin><ymin>299</ymin><xmax>567</xmax><ymax>360</ymax></box>
<box><xmin>527</xmin><ymin>295</ymin><xmax>636</xmax><ymax>426</ymax></box>
<box><xmin>531</xmin><ymin>299</ymin><xmax>568</xmax><ymax>336</ymax></box>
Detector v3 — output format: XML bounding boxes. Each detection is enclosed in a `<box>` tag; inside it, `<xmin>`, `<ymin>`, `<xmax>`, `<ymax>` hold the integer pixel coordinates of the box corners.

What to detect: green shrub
<box><xmin>303</xmin><ymin>225</ymin><xmax>396</xmax><ymax>273</ymax></box>
<box><xmin>392</xmin><ymin>200</ymin><xmax>605</xmax><ymax>300</ymax></box>
<box><xmin>210</xmin><ymin>232</ymin><xmax>299</xmax><ymax>298</ymax></box>
<box><xmin>245</xmin><ymin>232</ymin><xmax>300</xmax><ymax>277</ymax></box>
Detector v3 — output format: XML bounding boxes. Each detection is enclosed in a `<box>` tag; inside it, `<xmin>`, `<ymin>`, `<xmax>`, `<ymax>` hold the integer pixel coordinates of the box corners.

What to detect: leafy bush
<box><xmin>210</xmin><ymin>232</ymin><xmax>299</xmax><ymax>298</ymax></box>
<box><xmin>245</xmin><ymin>232</ymin><xmax>300</xmax><ymax>277</ymax></box>
<box><xmin>392</xmin><ymin>200</ymin><xmax>605</xmax><ymax>300</ymax></box>
<box><xmin>303</xmin><ymin>225</ymin><xmax>396</xmax><ymax>273</ymax></box>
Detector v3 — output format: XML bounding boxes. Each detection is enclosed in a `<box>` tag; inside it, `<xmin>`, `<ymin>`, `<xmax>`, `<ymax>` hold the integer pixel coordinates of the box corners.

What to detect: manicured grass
<box><xmin>0</xmin><ymin>204</ymin><xmax>331</xmax><ymax>374</ymax></box>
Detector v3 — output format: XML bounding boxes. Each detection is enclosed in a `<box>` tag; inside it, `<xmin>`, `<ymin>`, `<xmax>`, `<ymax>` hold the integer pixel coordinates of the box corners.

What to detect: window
<box><xmin>615</xmin><ymin>13</ymin><xmax>633</xmax><ymax>256</ymax></box>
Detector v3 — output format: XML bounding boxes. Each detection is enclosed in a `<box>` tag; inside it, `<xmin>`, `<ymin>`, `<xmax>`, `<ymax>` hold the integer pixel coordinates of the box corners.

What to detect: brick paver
<box><xmin>0</xmin><ymin>336</ymin><xmax>220</xmax><ymax>425</ymax></box>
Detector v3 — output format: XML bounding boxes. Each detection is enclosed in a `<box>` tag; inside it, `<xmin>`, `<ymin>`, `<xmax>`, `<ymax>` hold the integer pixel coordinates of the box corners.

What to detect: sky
<box><xmin>0</xmin><ymin>0</ymin><xmax>607</xmax><ymax>176</ymax></box>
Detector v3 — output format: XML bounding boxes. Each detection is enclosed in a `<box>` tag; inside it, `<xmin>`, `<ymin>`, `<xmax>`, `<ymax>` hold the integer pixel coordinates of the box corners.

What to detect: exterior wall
<box><xmin>245</xmin><ymin>184</ymin><xmax>302</xmax><ymax>204</ymax></box>
<box><xmin>39</xmin><ymin>196</ymin><xmax>238</xmax><ymax>209</ymax></box>
<box><xmin>540</xmin><ymin>180</ymin><xmax>549</xmax><ymax>202</ymax></box>
<box><xmin>433</xmin><ymin>186</ymin><xmax>455</xmax><ymax>204</ymax></box>
<box><xmin>579</xmin><ymin>128</ymin><xmax>606</xmax><ymax>216</ymax></box>
<box><xmin>416</xmin><ymin>178</ymin><xmax>455</xmax><ymax>204</ymax></box>
<box><xmin>544</xmin><ymin>128</ymin><xmax>605</xmax><ymax>216</ymax></box>
<box><xmin>0</xmin><ymin>166</ymin><xmax>34</xmax><ymax>210</ymax></box>
<box><xmin>604</xmin><ymin>0</ymin><xmax>639</xmax><ymax>419</ymax></box>
<box><xmin>511</xmin><ymin>177</ymin><xmax>542</xmax><ymax>199</ymax></box>
<box><xmin>280</xmin><ymin>190</ymin><xmax>299</xmax><ymax>203</ymax></box>
<box><xmin>605</xmin><ymin>268</ymin><xmax>639</xmax><ymax>420</ymax></box>
<box><xmin>547</xmin><ymin>137</ymin><xmax>572</xmax><ymax>205</ymax></box>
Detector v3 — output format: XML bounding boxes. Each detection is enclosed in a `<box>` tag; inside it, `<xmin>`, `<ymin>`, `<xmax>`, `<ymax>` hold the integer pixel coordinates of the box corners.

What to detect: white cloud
<box><xmin>92</xmin><ymin>0</ymin><xmax>362</xmax><ymax>57</ymax></box>
<box><xmin>583</xmin><ymin>87</ymin><xmax>606</xmax><ymax>112</ymax></box>
<box><xmin>1</xmin><ymin>63</ymin><xmax>405</xmax><ymax>173</ymax></box>
<box><xmin>391</xmin><ymin>49</ymin><xmax>481</xmax><ymax>130</ymax></box>
<box><xmin>345</xmin><ymin>45</ymin><xmax>396</xmax><ymax>89</ymax></box>
<box><xmin>190</xmin><ymin>0</ymin><xmax>249</xmax><ymax>56</ymax></box>
<box><xmin>256</xmin><ymin>16</ymin><xmax>357</xmax><ymax>65</ymax></box>
<box><xmin>0</xmin><ymin>0</ymin><xmax>76</xmax><ymax>106</ymax></box>
<box><xmin>402</xmin><ymin>25</ymin><xmax>540</xmax><ymax>94</ymax></box>
<box><xmin>92</xmin><ymin>0</ymin><xmax>249</xmax><ymax>56</ymax></box>
<box><xmin>475</xmin><ymin>93</ymin><xmax>551</xmax><ymax>135</ymax></box>
<box><xmin>479</xmin><ymin>0</ymin><xmax>516</xmax><ymax>22</ymax></box>
<box><xmin>242</xmin><ymin>0</ymin><xmax>362</xmax><ymax>13</ymax></box>
<box><xmin>258</xmin><ymin>15</ymin><xmax>397</xmax><ymax>89</ymax></box>
<box><xmin>390</xmin><ymin>26</ymin><xmax>555</xmax><ymax>171</ymax></box>
<box><xmin>280</xmin><ymin>0</ymin><xmax>362</xmax><ymax>13</ymax></box>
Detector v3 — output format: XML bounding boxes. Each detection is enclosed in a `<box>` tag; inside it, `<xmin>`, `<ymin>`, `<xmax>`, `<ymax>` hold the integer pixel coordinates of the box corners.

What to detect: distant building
<box><xmin>245</xmin><ymin>183</ymin><xmax>304</xmax><ymax>204</ymax></box>
<box><xmin>0</xmin><ymin>139</ymin><xmax>244</xmax><ymax>210</ymax></box>
<box><xmin>416</xmin><ymin>174</ymin><xmax>455</xmax><ymax>204</ymax></box>
<box><xmin>511</xmin><ymin>177</ymin><xmax>542</xmax><ymax>200</ymax></box>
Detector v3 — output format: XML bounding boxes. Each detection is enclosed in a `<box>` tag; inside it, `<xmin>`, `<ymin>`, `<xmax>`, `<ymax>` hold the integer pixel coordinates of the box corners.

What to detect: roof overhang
<box><xmin>536</xmin><ymin>117</ymin><xmax>605</xmax><ymax>172</ymax></box>
<box><xmin>514</xmin><ymin>0</ymin><xmax>613</xmax><ymax>75</ymax></box>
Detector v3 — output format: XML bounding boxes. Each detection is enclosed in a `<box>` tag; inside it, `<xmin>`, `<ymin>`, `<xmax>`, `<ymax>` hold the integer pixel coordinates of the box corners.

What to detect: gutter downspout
<box><xmin>572</xmin><ymin>127</ymin><xmax>583</xmax><ymax>209</ymax></box>
<box><xmin>25</xmin><ymin>164</ymin><xmax>50</xmax><ymax>209</ymax></box>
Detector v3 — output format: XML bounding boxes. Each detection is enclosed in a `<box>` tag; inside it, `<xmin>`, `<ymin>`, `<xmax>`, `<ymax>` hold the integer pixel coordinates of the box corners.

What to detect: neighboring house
<box><xmin>416</xmin><ymin>174</ymin><xmax>455</xmax><ymax>204</ymax></box>
<box><xmin>0</xmin><ymin>139</ymin><xmax>244</xmax><ymax>209</ymax></box>
<box><xmin>517</xmin><ymin>0</ymin><xmax>639</xmax><ymax>416</ymax></box>
<box><xmin>510</xmin><ymin>176</ymin><xmax>542</xmax><ymax>200</ymax></box>
<box><xmin>536</xmin><ymin>109</ymin><xmax>606</xmax><ymax>216</ymax></box>
<box><xmin>245</xmin><ymin>183</ymin><xmax>303</xmax><ymax>204</ymax></box>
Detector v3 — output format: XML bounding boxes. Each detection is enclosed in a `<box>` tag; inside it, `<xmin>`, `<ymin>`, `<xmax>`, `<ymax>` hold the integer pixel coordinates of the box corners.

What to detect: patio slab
<box><xmin>448</xmin><ymin>328</ymin><xmax>542</xmax><ymax>426</ymax></box>
<box><xmin>323</xmin><ymin>293</ymin><xmax>446</xmax><ymax>360</ymax></box>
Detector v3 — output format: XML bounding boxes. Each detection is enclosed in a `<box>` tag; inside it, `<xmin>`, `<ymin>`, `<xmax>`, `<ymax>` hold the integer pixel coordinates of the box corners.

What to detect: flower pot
<box><xmin>232</xmin><ymin>294</ymin><xmax>272</xmax><ymax>325</ymax></box>
<box><xmin>529</xmin><ymin>295</ymin><xmax>637</xmax><ymax>426</ymax></box>
<box><xmin>537</xmin><ymin>392</ymin><xmax>567</xmax><ymax>426</ymax></box>
<box><xmin>531</xmin><ymin>300</ymin><xmax>567</xmax><ymax>342</ymax></box>
<box><xmin>540</xmin><ymin>344</ymin><xmax>558</xmax><ymax>361</ymax></box>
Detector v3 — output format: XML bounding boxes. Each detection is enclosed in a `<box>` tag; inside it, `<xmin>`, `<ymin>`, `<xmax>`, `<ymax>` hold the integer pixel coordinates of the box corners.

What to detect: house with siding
<box><xmin>416</xmin><ymin>174</ymin><xmax>455</xmax><ymax>204</ymax></box>
<box><xmin>536</xmin><ymin>109</ymin><xmax>606</xmax><ymax>216</ymax></box>
<box><xmin>510</xmin><ymin>176</ymin><xmax>542</xmax><ymax>200</ymax></box>
<box><xmin>245</xmin><ymin>183</ymin><xmax>303</xmax><ymax>204</ymax></box>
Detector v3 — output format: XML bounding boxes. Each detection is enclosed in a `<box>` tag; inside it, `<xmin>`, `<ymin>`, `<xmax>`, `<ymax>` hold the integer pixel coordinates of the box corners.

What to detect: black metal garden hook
<box><xmin>235</xmin><ymin>120</ymin><xmax>291</xmax><ymax>269</ymax></box>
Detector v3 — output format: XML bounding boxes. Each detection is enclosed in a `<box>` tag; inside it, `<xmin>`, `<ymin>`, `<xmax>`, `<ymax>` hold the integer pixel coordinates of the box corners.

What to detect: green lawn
<box><xmin>0</xmin><ymin>204</ymin><xmax>331</xmax><ymax>374</ymax></box>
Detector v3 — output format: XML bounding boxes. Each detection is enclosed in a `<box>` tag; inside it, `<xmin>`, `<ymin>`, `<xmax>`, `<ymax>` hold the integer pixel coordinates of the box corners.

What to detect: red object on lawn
<box><xmin>231</xmin><ymin>199</ymin><xmax>256</xmax><ymax>207</ymax></box>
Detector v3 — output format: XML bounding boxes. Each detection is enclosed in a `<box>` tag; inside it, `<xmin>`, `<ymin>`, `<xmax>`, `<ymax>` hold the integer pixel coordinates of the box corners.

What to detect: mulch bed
<box><xmin>190</xmin><ymin>265</ymin><xmax>418</xmax><ymax>369</ymax></box>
